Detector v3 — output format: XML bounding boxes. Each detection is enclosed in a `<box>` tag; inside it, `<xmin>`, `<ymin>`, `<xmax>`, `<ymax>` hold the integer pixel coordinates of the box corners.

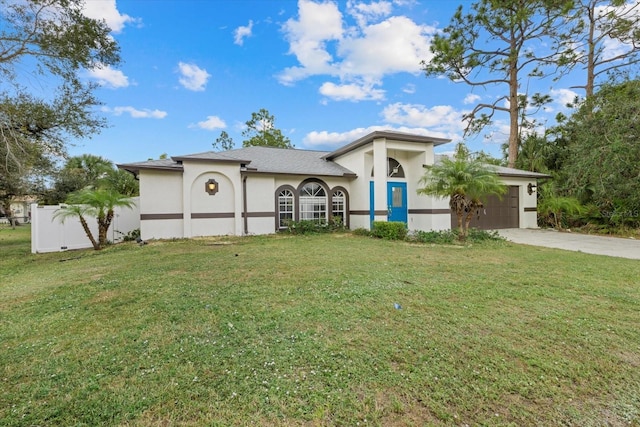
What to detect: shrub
<box><xmin>351</xmin><ymin>227</ymin><xmax>371</xmax><ymax>237</ymax></box>
<box><xmin>329</xmin><ymin>215</ymin><xmax>346</xmax><ymax>231</ymax></box>
<box><xmin>371</xmin><ymin>221</ymin><xmax>407</xmax><ymax>240</ymax></box>
<box><xmin>118</xmin><ymin>228</ymin><xmax>141</xmax><ymax>242</ymax></box>
<box><xmin>284</xmin><ymin>218</ymin><xmax>346</xmax><ymax>235</ymax></box>
<box><xmin>409</xmin><ymin>228</ymin><xmax>504</xmax><ymax>244</ymax></box>
<box><xmin>410</xmin><ymin>229</ymin><xmax>457</xmax><ymax>244</ymax></box>
<box><xmin>465</xmin><ymin>228</ymin><xmax>504</xmax><ymax>242</ymax></box>
<box><xmin>285</xmin><ymin>220</ymin><xmax>323</xmax><ymax>235</ymax></box>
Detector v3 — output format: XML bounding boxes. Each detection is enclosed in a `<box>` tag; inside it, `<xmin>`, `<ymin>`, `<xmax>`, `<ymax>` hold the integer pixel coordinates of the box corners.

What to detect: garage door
<box><xmin>450</xmin><ymin>185</ymin><xmax>519</xmax><ymax>230</ymax></box>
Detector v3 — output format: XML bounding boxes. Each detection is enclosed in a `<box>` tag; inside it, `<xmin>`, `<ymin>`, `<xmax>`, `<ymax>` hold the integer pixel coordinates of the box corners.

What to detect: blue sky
<box><xmin>69</xmin><ymin>0</ymin><xmax>609</xmax><ymax>164</ymax></box>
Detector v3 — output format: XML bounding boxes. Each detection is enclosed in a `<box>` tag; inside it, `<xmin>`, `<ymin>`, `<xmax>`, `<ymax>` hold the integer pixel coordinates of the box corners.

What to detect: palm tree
<box><xmin>418</xmin><ymin>143</ymin><xmax>507</xmax><ymax>241</ymax></box>
<box><xmin>54</xmin><ymin>188</ymin><xmax>136</xmax><ymax>250</ymax></box>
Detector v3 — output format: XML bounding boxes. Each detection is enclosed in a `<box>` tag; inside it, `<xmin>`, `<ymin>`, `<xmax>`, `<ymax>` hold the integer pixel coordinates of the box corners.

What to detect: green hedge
<box><xmin>370</xmin><ymin>221</ymin><xmax>407</xmax><ymax>240</ymax></box>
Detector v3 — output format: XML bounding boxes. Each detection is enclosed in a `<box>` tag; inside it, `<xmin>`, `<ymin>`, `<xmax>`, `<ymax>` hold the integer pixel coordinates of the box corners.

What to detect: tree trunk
<box><xmin>450</xmin><ymin>194</ymin><xmax>466</xmax><ymax>241</ymax></box>
<box><xmin>79</xmin><ymin>215</ymin><xmax>100</xmax><ymax>250</ymax></box>
<box><xmin>98</xmin><ymin>209</ymin><xmax>114</xmax><ymax>248</ymax></box>
<box><xmin>2</xmin><ymin>201</ymin><xmax>17</xmax><ymax>229</ymax></box>
<box><xmin>586</xmin><ymin>1</ymin><xmax>596</xmax><ymax>99</ymax></box>
<box><xmin>463</xmin><ymin>209</ymin><xmax>475</xmax><ymax>241</ymax></box>
<box><xmin>507</xmin><ymin>36</ymin><xmax>520</xmax><ymax>169</ymax></box>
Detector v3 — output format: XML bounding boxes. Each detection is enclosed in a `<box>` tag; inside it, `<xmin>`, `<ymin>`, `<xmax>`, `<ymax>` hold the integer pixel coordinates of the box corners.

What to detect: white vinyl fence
<box><xmin>31</xmin><ymin>197</ymin><xmax>140</xmax><ymax>253</ymax></box>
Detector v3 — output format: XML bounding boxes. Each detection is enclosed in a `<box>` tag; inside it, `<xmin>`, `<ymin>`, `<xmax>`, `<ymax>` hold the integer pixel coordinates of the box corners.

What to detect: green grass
<box><xmin>1</xmin><ymin>226</ymin><xmax>639</xmax><ymax>426</ymax></box>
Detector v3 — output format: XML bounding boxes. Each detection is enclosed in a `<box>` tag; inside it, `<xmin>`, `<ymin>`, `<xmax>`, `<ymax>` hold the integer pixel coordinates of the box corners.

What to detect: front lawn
<box><xmin>1</xmin><ymin>228</ymin><xmax>639</xmax><ymax>425</ymax></box>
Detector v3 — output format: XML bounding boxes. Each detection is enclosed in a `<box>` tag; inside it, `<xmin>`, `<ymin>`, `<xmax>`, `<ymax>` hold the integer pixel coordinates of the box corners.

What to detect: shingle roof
<box><xmin>119</xmin><ymin>146</ymin><xmax>357</xmax><ymax>178</ymax></box>
<box><xmin>117</xmin><ymin>158</ymin><xmax>183</xmax><ymax>175</ymax></box>
<box><xmin>217</xmin><ymin>146</ymin><xmax>357</xmax><ymax>176</ymax></box>
<box><xmin>434</xmin><ymin>155</ymin><xmax>551</xmax><ymax>179</ymax></box>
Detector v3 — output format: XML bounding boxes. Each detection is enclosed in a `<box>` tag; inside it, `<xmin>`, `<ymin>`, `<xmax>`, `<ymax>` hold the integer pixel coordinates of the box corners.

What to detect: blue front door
<box><xmin>387</xmin><ymin>182</ymin><xmax>407</xmax><ymax>223</ymax></box>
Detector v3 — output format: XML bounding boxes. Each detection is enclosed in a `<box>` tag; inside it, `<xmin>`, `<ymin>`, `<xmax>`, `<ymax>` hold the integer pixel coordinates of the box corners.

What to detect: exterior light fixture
<box><xmin>527</xmin><ymin>182</ymin><xmax>537</xmax><ymax>195</ymax></box>
<box><xmin>205</xmin><ymin>178</ymin><xmax>219</xmax><ymax>195</ymax></box>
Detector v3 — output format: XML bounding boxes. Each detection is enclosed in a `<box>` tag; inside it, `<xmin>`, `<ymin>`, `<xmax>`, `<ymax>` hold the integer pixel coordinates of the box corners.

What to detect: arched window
<box><xmin>277</xmin><ymin>188</ymin><xmax>295</xmax><ymax>229</ymax></box>
<box><xmin>332</xmin><ymin>189</ymin><xmax>346</xmax><ymax>226</ymax></box>
<box><xmin>387</xmin><ymin>158</ymin><xmax>405</xmax><ymax>178</ymax></box>
<box><xmin>300</xmin><ymin>182</ymin><xmax>327</xmax><ymax>223</ymax></box>
<box><xmin>370</xmin><ymin>157</ymin><xmax>405</xmax><ymax>178</ymax></box>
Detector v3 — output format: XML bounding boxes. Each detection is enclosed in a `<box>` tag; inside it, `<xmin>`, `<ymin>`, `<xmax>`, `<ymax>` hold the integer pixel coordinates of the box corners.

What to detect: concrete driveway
<box><xmin>498</xmin><ymin>228</ymin><xmax>640</xmax><ymax>260</ymax></box>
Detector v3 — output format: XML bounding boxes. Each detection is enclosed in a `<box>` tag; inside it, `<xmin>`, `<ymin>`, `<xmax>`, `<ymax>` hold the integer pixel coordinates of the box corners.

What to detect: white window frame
<box><xmin>332</xmin><ymin>190</ymin><xmax>346</xmax><ymax>224</ymax></box>
<box><xmin>278</xmin><ymin>189</ymin><xmax>295</xmax><ymax>228</ymax></box>
<box><xmin>299</xmin><ymin>182</ymin><xmax>327</xmax><ymax>223</ymax></box>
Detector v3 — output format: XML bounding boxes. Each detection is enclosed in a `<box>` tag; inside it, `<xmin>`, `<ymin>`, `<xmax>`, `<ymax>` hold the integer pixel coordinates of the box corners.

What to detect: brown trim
<box><xmin>242</xmin><ymin>212</ymin><xmax>275</xmax><ymax>218</ymax></box>
<box><xmin>191</xmin><ymin>212</ymin><xmax>234</xmax><ymax>219</ymax></box>
<box><xmin>524</xmin><ymin>207</ymin><xmax>538</xmax><ymax>212</ymax></box>
<box><xmin>373</xmin><ymin>210</ymin><xmax>388</xmax><ymax>216</ymax></box>
<box><xmin>141</xmin><ymin>213</ymin><xmax>183</xmax><ymax>220</ymax></box>
<box><xmin>408</xmin><ymin>209</ymin><xmax>451</xmax><ymax>214</ymax></box>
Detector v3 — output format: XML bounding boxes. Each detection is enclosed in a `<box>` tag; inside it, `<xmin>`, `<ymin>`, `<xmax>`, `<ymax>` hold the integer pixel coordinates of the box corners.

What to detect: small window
<box><xmin>278</xmin><ymin>189</ymin><xmax>294</xmax><ymax>228</ymax></box>
<box><xmin>392</xmin><ymin>187</ymin><xmax>403</xmax><ymax>207</ymax></box>
<box><xmin>370</xmin><ymin>157</ymin><xmax>405</xmax><ymax>178</ymax></box>
<box><xmin>332</xmin><ymin>190</ymin><xmax>346</xmax><ymax>225</ymax></box>
<box><xmin>387</xmin><ymin>158</ymin><xmax>405</xmax><ymax>178</ymax></box>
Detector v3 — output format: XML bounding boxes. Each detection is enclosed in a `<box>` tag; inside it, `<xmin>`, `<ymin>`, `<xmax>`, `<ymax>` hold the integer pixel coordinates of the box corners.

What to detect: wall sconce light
<box><xmin>205</xmin><ymin>178</ymin><xmax>219</xmax><ymax>195</ymax></box>
<box><xmin>527</xmin><ymin>182</ymin><xmax>537</xmax><ymax>195</ymax></box>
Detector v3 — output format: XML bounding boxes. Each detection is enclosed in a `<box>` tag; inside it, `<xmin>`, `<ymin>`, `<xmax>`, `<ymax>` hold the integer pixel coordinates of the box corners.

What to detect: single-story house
<box><xmin>0</xmin><ymin>196</ymin><xmax>37</xmax><ymax>224</ymax></box>
<box><xmin>118</xmin><ymin>130</ymin><xmax>548</xmax><ymax>240</ymax></box>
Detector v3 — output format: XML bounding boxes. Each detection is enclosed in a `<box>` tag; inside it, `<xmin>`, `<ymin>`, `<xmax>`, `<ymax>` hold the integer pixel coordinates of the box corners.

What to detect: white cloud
<box><xmin>234</xmin><ymin>20</ymin><xmax>253</xmax><ymax>46</ymax></box>
<box><xmin>105</xmin><ymin>106</ymin><xmax>167</xmax><ymax>119</ymax></box>
<box><xmin>177</xmin><ymin>62</ymin><xmax>211</xmax><ymax>91</ymax></box>
<box><xmin>87</xmin><ymin>64</ymin><xmax>129</xmax><ymax>88</ymax></box>
<box><xmin>193</xmin><ymin>116</ymin><xmax>226</xmax><ymax>130</ymax></box>
<box><xmin>382</xmin><ymin>102</ymin><xmax>466</xmax><ymax>132</ymax></box>
<box><xmin>402</xmin><ymin>84</ymin><xmax>416</xmax><ymax>94</ymax></box>
<box><xmin>278</xmin><ymin>1</ymin><xmax>436</xmax><ymax>102</ymax></box>
<box><xmin>601</xmin><ymin>37</ymin><xmax>629</xmax><ymax>61</ymax></box>
<box><xmin>303</xmin><ymin>124</ymin><xmax>453</xmax><ymax>149</ymax></box>
<box><xmin>303</xmin><ymin>126</ymin><xmax>386</xmax><ymax>147</ymax></box>
<box><xmin>319</xmin><ymin>81</ymin><xmax>385</xmax><ymax>101</ymax></box>
<box><xmin>463</xmin><ymin>93</ymin><xmax>481</xmax><ymax>105</ymax></box>
<box><xmin>279</xmin><ymin>0</ymin><xmax>344</xmax><ymax>84</ymax></box>
<box><xmin>595</xmin><ymin>0</ymin><xmax>640</xmax><ymax>60</ymax></box>
<box><xmin>337</xmin><ymin>16</ymin><xmax>434</xmax><ymax>79</ymax></box>
<box><xmin>82</xmin><ymin>0</ymin><xmax>138</xmax><ymax>33</ymax></box>
<box><xmin>347</xmin><ymin>0</ymin><xmax>392</xmax><ymax>26</ymax></box>
<box><xmin>550</xmin><ymin>88</ymin><xmax>579</xmax><ymax>108</ymax></box>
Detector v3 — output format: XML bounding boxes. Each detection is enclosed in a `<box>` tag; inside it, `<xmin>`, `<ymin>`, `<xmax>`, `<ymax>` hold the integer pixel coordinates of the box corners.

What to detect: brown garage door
<box><xmin>451</xmin><ymin>185</ymin><xmax>519</xmax><ymax>230</ymax></box>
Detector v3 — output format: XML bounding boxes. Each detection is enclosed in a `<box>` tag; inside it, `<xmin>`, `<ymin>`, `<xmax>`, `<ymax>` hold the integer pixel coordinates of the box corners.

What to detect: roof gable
<box><xmin>324</xmin><ymin>130</ymin><xmax>451</xmax><ymax>160</ymax></box>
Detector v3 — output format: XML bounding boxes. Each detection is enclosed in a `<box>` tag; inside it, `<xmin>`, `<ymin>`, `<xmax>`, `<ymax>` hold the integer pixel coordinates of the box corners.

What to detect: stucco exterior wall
<box><xmin>181</xmin><ymin>161</ymin><xmax>243</xmax><ymax>237</ymax></box>
<box><xmin>330</xmin><ymin>145</ymin><xmax>372</xmax><ymax>220</ymax></box>
<box><xmin>244</xmin><ymin>174</ymin><xmax>276</xmax><ymax>235</ymax></box>
<box><xmin>500</xmin><ymin>176</ymin><xmax>540</xmax><ymax>228</ymax></box>
<box><xmin>140</xmin><ymin>170</ymin><xmax>183</xmax><ymax>214</ymax></box>
<box><xmin>139</xmin><ymin>170</ymin><xmax>184</xmax><ymax>240</ymax></box>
